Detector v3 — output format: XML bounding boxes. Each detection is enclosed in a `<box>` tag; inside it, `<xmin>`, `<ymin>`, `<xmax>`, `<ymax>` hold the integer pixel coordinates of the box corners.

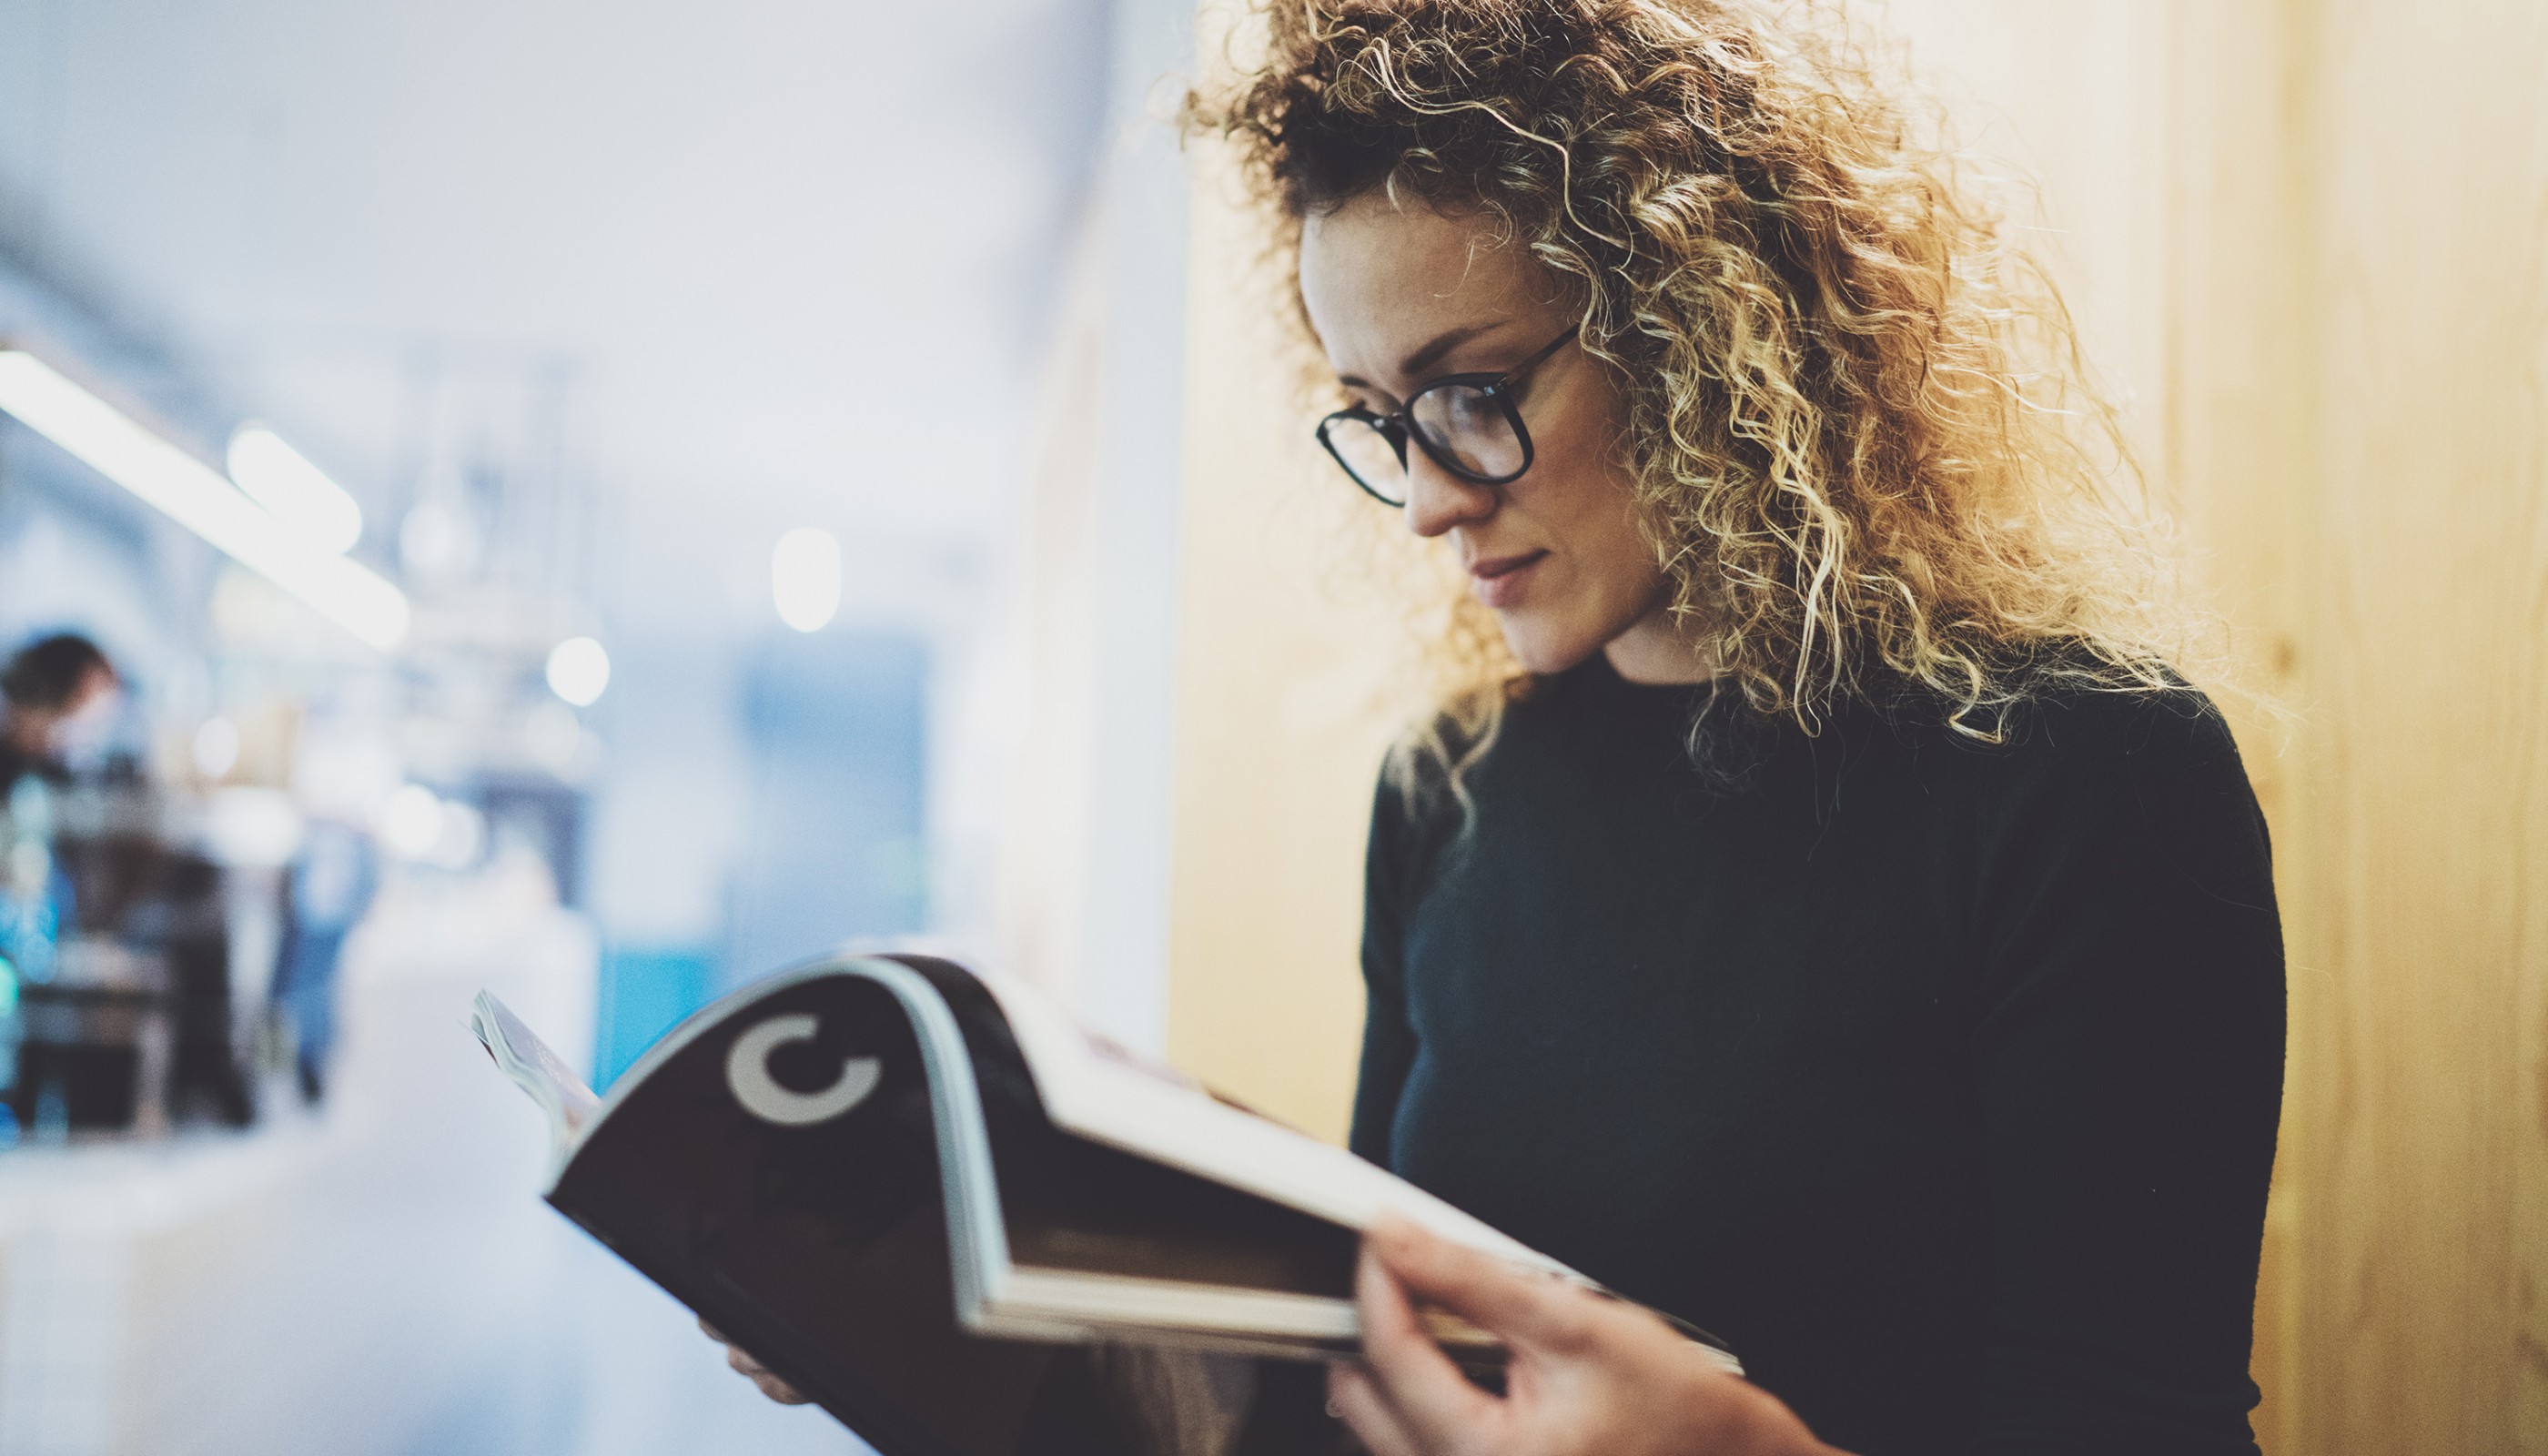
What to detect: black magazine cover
<box><xmin>470</xmin><ymin>952</ymin><xmax>1738</xmax><ymax>1456</ymax></box>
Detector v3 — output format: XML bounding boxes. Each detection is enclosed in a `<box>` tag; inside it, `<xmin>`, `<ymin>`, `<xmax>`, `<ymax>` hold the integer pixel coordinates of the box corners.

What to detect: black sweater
<box><xmin>1349</xmin><ymin>657</ymin><xmax>2283</xmax><ymax>1456</ymax></box>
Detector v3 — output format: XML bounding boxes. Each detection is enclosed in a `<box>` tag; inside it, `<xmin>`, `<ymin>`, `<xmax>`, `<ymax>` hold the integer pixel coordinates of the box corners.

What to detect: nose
<box><xmin>1402</xmin><ymin>451</ymin><xmax>1498</xmax><ymax>539</ymax></box>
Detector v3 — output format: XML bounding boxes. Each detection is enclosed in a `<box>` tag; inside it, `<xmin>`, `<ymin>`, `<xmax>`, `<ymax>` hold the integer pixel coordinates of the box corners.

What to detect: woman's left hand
<box><xmin>698</xmin><ymin>1318</ymin><xmax>811</xmax><ymax>1406</ymax></box>
<box><xmin>1328</xmin><ymin>1217</ymin><xmax>1850</xmax><ymax>1456</ymax></box>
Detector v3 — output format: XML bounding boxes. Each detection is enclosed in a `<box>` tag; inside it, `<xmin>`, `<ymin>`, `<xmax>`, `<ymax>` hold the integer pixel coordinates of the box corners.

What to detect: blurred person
<box><xmin>0</xmin><ymin>633</ymin><xmax>121</xmax><ymax>1127</ymax></box>
<box><xmin>0</xmin><ymin>632</ymin><xmax>117</xmax><ymax>969</ymax></box>
<box><xmin>0</xmin><ymin>632</ymin><xmax>118</xmax><ymax>794</ymax></box>
<box><xmin>272</xmin><ymin>814</ymin><xmax>378</xmax><ymax>1101</ymax></box>
<box><xmin>722</xmin><ymin>1</ymin><xmax>2284</xmax><ymax>1451</ymax></box>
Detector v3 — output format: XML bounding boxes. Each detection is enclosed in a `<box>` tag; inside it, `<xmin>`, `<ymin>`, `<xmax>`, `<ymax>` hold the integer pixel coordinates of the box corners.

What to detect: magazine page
<box><xmin>973</xmin><ymin>970</ymin><xmax>1582</xmax><ymax>1282</ymax></box>
<box><xmin>470</xmin><ymin>990</ymin><xmax>602</xmax><ymax>1154</ymax></box>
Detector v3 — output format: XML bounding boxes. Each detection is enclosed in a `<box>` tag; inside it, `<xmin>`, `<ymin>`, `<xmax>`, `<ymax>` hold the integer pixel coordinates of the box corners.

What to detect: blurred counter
<box><xmin>0</xmin><ymin>857</ymin><xmax>594</xmax><ymax>1456</ymax></box>
<box><xmin>0</xmin><ymin>1128</ymin><xmax>322</xmax><ymax>1456</ymax></box>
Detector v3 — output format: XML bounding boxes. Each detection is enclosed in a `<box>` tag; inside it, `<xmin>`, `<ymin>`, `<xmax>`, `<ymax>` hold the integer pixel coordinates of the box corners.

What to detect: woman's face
<box><xmin>1299</xmin><ymin>190</ymin><xmax>1693</xmax><ymax>681</ymax></box>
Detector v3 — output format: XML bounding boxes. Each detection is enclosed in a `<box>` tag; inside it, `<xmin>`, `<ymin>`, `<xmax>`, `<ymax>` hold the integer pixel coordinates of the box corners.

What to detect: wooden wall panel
<box><xmin>2280</xmin><ymin>0</ymin><xmax>2548</xmax><ymax>1447</ymax></box>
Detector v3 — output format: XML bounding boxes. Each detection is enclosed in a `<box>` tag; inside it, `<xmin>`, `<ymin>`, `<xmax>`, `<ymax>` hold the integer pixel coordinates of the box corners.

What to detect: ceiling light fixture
<box><xmin>545</xmin><ymin>636</ymin><xmax>611</xmax><ymax>707</ymax></box>
<box><xmin>0</xmin><ymin>350</ymin><xmax>410</xmax><ymax>651</ymax></box>
<box><xmin>228</xmin><ymin>422</ymin><xmax>364</xmax><ymax>554</ymax></box>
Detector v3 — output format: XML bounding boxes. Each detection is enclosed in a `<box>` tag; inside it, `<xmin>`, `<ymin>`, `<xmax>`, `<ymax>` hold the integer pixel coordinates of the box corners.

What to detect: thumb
<box><xmin>1364</xmin><ymin>1216</ymin><xmax>1604</xmax><ymax>1356</ymax></box>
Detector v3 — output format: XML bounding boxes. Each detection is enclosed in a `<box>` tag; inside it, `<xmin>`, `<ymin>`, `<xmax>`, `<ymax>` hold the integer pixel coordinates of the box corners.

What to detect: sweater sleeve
<box><xmin>1349</xmin><ymin>770</ymin><xmax>1422</xmax><ymax>1168</ymax></box>
<box><xmin>1963</xmin><ymin>693</ymin><xmax>2285</xmax><ymax>1456</ymax></box>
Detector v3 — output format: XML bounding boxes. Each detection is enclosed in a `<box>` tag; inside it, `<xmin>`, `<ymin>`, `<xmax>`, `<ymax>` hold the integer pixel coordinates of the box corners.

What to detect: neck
<box><xmin>1602</xmin><ymin>603</ymin><xmax>1714</xmax><ymax>685</ymax></box>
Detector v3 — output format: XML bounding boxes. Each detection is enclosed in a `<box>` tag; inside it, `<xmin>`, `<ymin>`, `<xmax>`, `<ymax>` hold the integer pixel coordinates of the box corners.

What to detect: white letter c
<box><xmin>725</xmin><ymin>1013</ymin><xmax>883</xmax><ymax>1127</ymax></box>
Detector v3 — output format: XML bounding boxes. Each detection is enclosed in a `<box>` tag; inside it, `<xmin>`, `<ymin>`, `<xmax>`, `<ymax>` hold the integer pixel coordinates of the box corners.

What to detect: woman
<box><xmin>1193</xmin><ymin>0</ymin><xmax>2281</xmax><ymax>1451</ymax></box>
<box><xmin>727</xmin><ymin>1</ymin><xmax>2282</xmax><ymax>1450</ymax></box>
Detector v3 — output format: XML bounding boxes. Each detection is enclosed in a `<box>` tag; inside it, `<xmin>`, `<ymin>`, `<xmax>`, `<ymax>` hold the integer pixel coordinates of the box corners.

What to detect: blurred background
<box><xmin>0</xmin><ymin>0</ymin><xmax>2536</xmax><ymax>1453</ymax></box>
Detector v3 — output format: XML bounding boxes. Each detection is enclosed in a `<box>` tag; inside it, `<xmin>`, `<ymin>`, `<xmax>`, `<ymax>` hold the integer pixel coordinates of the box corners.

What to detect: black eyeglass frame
<box><xmin>1314</xmin><ymin>326</ymin><xmax>1579</xmax><ymax>507</ymax></box>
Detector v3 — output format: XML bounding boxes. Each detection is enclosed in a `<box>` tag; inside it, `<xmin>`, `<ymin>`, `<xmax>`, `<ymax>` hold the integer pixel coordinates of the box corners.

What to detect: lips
<box><xmin>1467</xmin><ymin>549</ymin><xmax>1548</xmax><ymax>609</ymax></box>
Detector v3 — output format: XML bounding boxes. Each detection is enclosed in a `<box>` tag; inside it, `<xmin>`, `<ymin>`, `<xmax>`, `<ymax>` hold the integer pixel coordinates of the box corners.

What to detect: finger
<box><xmin>1326</xmin><ymin>1363</ymin><xmax>1425</xmax><ymax>1456</ymax></box>
<box><xmin>1353</xmin><ymin>1239</ymin><xmax>1500</xmax><ymax>1441</ymax></box>
<box><xmin>725</xmin><ymin>1345</ymin><xmax>770</xmax><ymax>1379</ymax></box>
<box><xmin>752</xmin><ymin>1372</ymin><xmax>813</xmax><ymax>1406</ymax></box>
<box><xmin>697</xmin><ymin>1318</ymin><xmax>725</xmax><ymax>1343</ymax></box>
<box><xmin>1367</xmin><ymin>1215</ymin><xmax>1602</xmax><ymax>1355</ymax></box>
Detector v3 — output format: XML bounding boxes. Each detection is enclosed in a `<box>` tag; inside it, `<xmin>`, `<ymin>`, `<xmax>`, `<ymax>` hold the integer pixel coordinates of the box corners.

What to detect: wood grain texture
<box><xmin>2278</xmin><ymin>0</ymin><xmax>2548</xmax><ymax>1447</ymax></box>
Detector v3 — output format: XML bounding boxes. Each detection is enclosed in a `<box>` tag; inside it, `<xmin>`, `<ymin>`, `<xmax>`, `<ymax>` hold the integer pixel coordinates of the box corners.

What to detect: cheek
<box><xmin>1491</xmin><ymin>482</ymin><xmax>1666</xmax><ymax>672</ymax></box>
<box><xmin>1540</xmin><ymin>437</ymin><xmax>1663</xmax><ymax>612</ymax></box>
<box><xmin>1566</xmin><ymin>490</ymin><xmax>1657</xmax><ymax>587</ymax></box>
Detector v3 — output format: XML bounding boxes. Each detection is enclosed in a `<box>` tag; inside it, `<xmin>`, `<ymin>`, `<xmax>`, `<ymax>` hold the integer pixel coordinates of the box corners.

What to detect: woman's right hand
<box><xmin>1327</xmin><ymin>1218</ymin><xmax>1846</xmax><ymax>1456</ymax></box>
<box><xmin>699</xmin><ymin>1317</ymin><xmax>811</xmax><ymax>1405</ymax></box>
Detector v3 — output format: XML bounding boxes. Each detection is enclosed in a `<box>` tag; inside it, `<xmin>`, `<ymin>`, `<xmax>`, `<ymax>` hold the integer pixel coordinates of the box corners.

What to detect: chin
<box><xmin>1494</xmin><ymin>612</ymin><xmax>1610</xmax><ymax>677</ymax></box>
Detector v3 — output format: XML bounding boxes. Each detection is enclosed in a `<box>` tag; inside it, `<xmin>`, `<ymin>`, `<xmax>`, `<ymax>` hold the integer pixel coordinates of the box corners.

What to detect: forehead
<box><xmin>1297</xmin><ymin>192</ymin><xmax>1545</xmax><ymax>377</ymax></box>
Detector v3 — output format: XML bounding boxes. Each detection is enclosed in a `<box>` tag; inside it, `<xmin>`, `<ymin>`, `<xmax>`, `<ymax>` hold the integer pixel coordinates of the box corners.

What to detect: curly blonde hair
<box><xmin>1188</xmin><ymin>0</ymin><xmax>2212</xmax><ymax>784</ymax></box>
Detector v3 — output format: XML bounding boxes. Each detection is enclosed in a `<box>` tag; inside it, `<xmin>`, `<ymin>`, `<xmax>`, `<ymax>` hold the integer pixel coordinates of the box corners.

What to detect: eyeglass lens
<box><xmin>1321</xmin><ymin>416</ymin><xmax>1411</xmax><ymax>504</ymax></box>
<box><xmin>1411</xmin><ymin>386</ymin><xmax>1525</xmax><ymax>478</ymax></box>
<box><xmin>1322</xmin><ymin>384</ymin><xmax>1525</xmax><ymax>505</ymax></box>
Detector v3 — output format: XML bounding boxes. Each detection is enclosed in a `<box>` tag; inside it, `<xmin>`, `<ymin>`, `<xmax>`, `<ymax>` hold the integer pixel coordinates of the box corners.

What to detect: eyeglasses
<box><xmin>1314</xmin><ymin>327</ymin><xmax>1578</xmax><ymax>508</ymax></box>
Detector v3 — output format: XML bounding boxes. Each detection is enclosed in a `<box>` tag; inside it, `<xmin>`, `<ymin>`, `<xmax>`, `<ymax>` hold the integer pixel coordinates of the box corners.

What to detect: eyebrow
<box><xmin>1336</xmin><ymin>319</ymin><xmax>1511</xmax><ymax>394</ymax></box>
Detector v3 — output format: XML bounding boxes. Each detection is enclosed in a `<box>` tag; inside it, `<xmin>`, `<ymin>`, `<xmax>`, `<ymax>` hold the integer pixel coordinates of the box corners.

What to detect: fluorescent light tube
<box><xmin>0</xmin><ymin>350</ymin><xmax>410</xmax><ymax>651</ymax></box>
<box><xmin>228</xmin><ymin>423</ymin><xmax>364</xmax><ymax>555</ymax></box>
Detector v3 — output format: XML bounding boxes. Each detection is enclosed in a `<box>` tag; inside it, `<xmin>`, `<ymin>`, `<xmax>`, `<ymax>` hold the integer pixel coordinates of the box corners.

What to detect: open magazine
<box><xmin>470</xmin><ymin>952</ymin><xmax>1738</xmax><ymax>1454</ymax></box>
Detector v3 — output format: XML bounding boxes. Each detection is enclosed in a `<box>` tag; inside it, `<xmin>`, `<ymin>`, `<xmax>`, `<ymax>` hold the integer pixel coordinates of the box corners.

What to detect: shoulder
<box><xmin>1923</xmin><ymin>682</ymin><xmax>2275</xmax><ymax>912</ymax></box>
<box><xmin>1361</xmin><ymin>676</ymin><xmax>1560</xmax><ymax>902</ymax></box>
<box><xmin>1917</xmin><ymin>680</ymin><xmax>2250</xmax><ymax>802</ymax></box>
<box><xmin>1364</xmin><ymin>720</ymin><xmax>1471</xmax><ymax>888</ymax></box>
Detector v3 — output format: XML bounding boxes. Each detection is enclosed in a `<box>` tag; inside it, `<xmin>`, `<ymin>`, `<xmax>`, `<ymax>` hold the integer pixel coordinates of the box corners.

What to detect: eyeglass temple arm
<box><xmin>1503</xmin><ymin>325</ymin><xmax>1578</xmax><ymax>382</ymax></box>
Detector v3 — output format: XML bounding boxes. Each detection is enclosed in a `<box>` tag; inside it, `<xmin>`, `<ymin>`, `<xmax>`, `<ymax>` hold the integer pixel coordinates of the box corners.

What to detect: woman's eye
<box><xmin>1445</xmin><ymin>389</ymin><xmax>1498</xmax><ymax>429</ymax></box>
